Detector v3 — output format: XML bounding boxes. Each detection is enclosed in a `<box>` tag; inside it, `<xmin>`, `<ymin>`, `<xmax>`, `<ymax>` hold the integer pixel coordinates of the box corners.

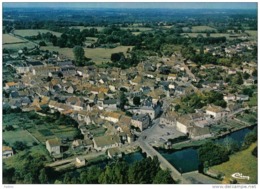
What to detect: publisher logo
<box><xmin>231</xmin><ymin>172</ymin><xmax>250</xmax><ymax>180</ymax></box>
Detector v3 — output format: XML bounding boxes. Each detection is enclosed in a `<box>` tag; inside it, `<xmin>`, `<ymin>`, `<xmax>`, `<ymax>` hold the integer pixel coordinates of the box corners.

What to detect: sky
<box><xmin>2</xmin><ymin>2</ymin><xmax>258</xmax><ymax>10</ymax></box>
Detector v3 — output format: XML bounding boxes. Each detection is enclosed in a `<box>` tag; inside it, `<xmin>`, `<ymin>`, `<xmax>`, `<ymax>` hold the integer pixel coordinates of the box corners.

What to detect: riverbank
<box><xmin>170</xmin><ymin>123</ymin><xmax>257</xmax><ymax>150</ymax></box>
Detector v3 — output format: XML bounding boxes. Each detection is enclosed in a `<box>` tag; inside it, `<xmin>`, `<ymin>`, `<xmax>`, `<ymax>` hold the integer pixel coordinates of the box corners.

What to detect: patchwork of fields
<box><xmin>3</xmin><ymin>112</ymin><xmax>78</xmax><ymax>145</ymax></box>
<box><xmin>191</xmin><ymin>26</ymin><xmax>217</xmax><ymax>32</ymax></box>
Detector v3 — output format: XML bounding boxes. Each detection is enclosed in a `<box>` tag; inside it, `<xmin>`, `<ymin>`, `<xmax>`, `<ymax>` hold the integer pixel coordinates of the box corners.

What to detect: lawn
<box><xmin>14</xmin><ymin>29</ymin><xmax>62</xmax><ymax>37</ymax></box>
<box><xmin>210</xmin><ymin>142</ymin><xmax>257</xmax><ymax>184</ymax></box>
<box><xmin>191</xmin><ymin>26</ymin><xmax>217</xmax><ymax>32</ymax></box>
<box><xmin>41</xmin><ymin>45</ymin><xmax>133</xmax><ymax>64</ymax></box>
<box><xmin>3</xmin><ymin>34</ymin><xmax>27</xmax><ymax>44</ymax></box>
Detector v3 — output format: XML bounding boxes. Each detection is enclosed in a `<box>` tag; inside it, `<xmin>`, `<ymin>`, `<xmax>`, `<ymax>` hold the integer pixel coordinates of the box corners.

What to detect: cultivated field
<box><xmin>14</xmin><ymin>29</ymin><xmax>62</xmax><ymax>37</ymax></box>
<box><xmin>2</xmin><ymin>34</ymin><xmax>27</xmax><ymax>44</ymax></box>
<box><xmin>41</xmin><ymin>45</ymin><xmax>133</xmax><ymax>64</ymax></box>
<box><xmin>210</xmin><ymin>142</ymin><xmax>257</xmax><ymax>184</ymax></box>
<box><xmin>3</xmin><ymin>112</ymin><xmax>78</xmax><ymax>144</ymax></box>
<box><xmin>191</xmin><ymin>26</ymin><xmax>217</xmax><ymax>32</ymax></box>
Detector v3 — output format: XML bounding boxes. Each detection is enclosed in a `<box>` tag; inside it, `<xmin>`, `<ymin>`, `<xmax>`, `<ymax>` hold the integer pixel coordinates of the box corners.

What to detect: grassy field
<box><xmin>3</xmin><ymin>34</ymin><xmax>27</xmax><ymax>44</ymax></box>
<box><xmin>210</xmin><ymin>142</ymin><xmax>257</xmax><ymax>184</ymax></box>
<box><xmin>41</xmin><ymin>45</ymin><xmax>133</xmax><ymax>64</ymax></box>
<box><xmin>248</xmin><ymin>94</ymin><xmax>257</xmax><ymax>107</ymax></box>
<box><xmin>122</xmin><ymin>27</ymin><xmax>152</xmax><ymax>32</ymax></box>
<box><xmin>3</xmin><ymin>129</ymin><xmax>36</xmax><ymax>146</ymax></box>
<box><xmin>3</xmin><ymin>41</ymin><xmax>36</xmax><ymax>50</ymax></box>
<box><xmin>14</xmin><ymin>29</ymin><xmax>62</xmax><ymax>37</ymax></box>
<box><xmin>191</xmin><ymin>26</ymin><xmax>217</xmax><ymax>32</ymax></box>
<box><xmin>245</xmin><ymin>30</ymin><xmax>257</xmax><ymax>40</ymax></box>
<box><xmin>70</xmin><ymin>26</ymin><xmax>105</xmax><ymax>32</ymax></box>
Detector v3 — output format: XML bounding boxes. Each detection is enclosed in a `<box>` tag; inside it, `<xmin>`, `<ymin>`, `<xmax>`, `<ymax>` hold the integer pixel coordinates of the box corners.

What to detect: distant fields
<box><xmin>14</xmin><ymin>29</ymin><xmax>62</xmax><ymax>37</ymax></box>
<box><xmin>210</xmin><ymin>142</ymin><xmax>257</xmax><ymax>184</ymax></box>
<box><xmin>70</xmin><ymin>26</ymin><xmax>106</xmax><ymax>32</ymax></box>
<box><xmin>182</xmin><ymin>33</ymin><xmax>248</xmax><ymax>40</ymax></box>
<box><xmin>70</xmin><ymin>25</ymin><xmax>152</xmax><ymax>33</ymax></box>
<box><xmin>2</xmin><ymin>34</ymin><xmax>26</xmax><ymax>44</ymax></box>
<box><xmin>191</xmin><ymin>26</ymin><xmax>217</xmax><ymax>32</ymax></box>
<box><xmin>41</xmin><ymin>45</ymin><xmax>133</xmax><ymax>64</ymax></box>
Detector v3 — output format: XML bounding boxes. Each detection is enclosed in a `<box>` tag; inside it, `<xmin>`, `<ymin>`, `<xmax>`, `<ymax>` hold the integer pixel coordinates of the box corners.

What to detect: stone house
<box><xmin>46</xmin><ymin>138</ymin><xmax>61</xmax><ymax>155</ymax></box>
<box><xmin>93</xmin><ymin>135</ymin><xmax>121</xmax><ymax>151</ymax></box>
<box><xmin>131</xmin><ymin>114</ymin><xmax>150</xmax><ymax>131</ymax></box>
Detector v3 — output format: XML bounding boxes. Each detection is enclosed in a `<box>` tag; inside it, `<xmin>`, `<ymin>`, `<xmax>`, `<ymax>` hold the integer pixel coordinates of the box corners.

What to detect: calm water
<box><xmin>158</xmin><ymin>126</ymin><xmax>256</xmax><ymax>173</ymax></box>
<box><xmin>123</xmin><ymin>151</ymin><xmax>145</xmax><ymax>164</ymax></box>
<box><xmin>159</xmin><ymin>148</ymin><xmax>198</xmax><ymax>173</ymax></box>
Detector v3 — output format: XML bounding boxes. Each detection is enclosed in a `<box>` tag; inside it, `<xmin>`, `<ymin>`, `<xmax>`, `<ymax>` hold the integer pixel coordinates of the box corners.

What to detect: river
<box><xmin>158</xmin><ymin>125</ymin><xmax>256</xmax><ymax>173</ymax></box>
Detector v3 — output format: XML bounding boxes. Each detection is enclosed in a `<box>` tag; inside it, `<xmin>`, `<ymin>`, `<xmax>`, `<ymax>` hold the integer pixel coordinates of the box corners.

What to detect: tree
<box><xmin>111</xmin><ymin>52</ymin><xmax>125</xmax><ymax>62</ymax></box>
<box><xmin>13</xmin><ymin>141</ymin><xmax>28</xmax><ymax>151</ymax></box>
<box><xmin>223</xmin><ymin>137</ymin><xmax>240</xmax><ymax>154</ymax></box>
<box><xmin>39</xmin><ymin>168</ymin><xmax>48</xmax><ymax>184</ymax></box>
<box><xmin>39</xmin><ymin>41</ymin><xmax>47</xmax><ymax>46</ymax></box>
<box><xmin>153</xmin><ymin>169</ymin><xmax>174</xmax><ymax>184</ymax></box>
<box><xmin>118</xmin><ymin>91</ymin><xmax>127</xmax><ymax>110</ymax></box>
<box><xmin>133</xmin><ymin>96</ymin><xmax>141</xmax><ymax>106</ymax></box>
<box><xmin>198</xmin><ymin>141</ymin><xmax>229</xmax><ymax>168</ymax></box>
<box><xmin>252</xmin><ymin>146</ymin><xmax>257</xmax><ymax>157</ymax></box>
<box><xmin>243</xmin><ymin>129</ymin><xmax>257</xmax><ymax>148</ymax></box>
<box><xmin>73</xmin><ymin>46</ymin><xmax>85</xmax><ymax>66</ymax></box>
<box><xmin>252</xmin><ymin>69</ymin><xmax>257</xmax><ymax>77</ymax></box>
<box><xmin>243</xmin><ymin>72</ymin><xmax>250</xmax><ymax>80</ymax></box>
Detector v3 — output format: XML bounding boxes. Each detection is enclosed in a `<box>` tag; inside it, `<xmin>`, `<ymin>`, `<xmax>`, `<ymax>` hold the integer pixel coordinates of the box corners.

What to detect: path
<box><xmin>47</xmin><ymin>151</ymin><xmax>105</xmax><ymax>167</ymax></box>
<box><xmin>25</xmin><ymin>129</ymin><xmax>41</xmax><ymax>144</ymax></box>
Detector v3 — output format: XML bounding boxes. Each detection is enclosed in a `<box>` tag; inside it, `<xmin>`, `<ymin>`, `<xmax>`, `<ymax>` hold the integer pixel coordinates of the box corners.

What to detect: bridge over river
<box><xmin>137</xmin><ymin>140</ymin><xmax>190</xmax><ymax>184</ymax></box>
<box><xmin>137</xmin><ymin>140</ymin><xmax>220</xmax><ymax>184</ymax></box>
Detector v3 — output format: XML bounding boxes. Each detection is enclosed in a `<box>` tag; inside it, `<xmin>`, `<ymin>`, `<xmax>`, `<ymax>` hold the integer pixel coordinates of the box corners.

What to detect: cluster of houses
<box><xmin>3</xmin><ymin>47</ymin><xmax>257</xmax><ymax>159</ymax></box>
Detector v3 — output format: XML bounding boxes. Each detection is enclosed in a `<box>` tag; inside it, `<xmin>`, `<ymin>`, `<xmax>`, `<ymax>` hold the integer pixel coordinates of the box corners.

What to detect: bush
<box><xmin>242</xmin><ymin>129</ymin><xmax>257</xmax><ymax>149</ymax></box>
<box><xmin>13</xmin><ymin>141</ymin><xmax>28</xmax><ymax>151</ymax></box>
<box><xmin>5</xmin><ymin>125</ymin><xmax>15</xmax><ymax>131</ymax></box>
<box><xmin>252</xmin><ymin>146</ymin><xmax>257</xmax><ymax>157</ymax></box>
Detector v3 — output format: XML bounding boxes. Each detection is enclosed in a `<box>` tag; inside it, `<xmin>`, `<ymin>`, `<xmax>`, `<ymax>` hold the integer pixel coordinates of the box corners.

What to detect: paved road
<box><xmin>183</xmin><ymin>171</ymin><xmax>221</xmax><ymax>184</ymax></box>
